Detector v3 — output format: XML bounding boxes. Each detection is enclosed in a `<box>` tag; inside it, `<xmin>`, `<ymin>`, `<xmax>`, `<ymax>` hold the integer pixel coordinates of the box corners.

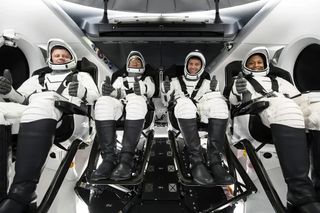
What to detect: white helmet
<box><xmin>47</xmin><ymin>38</ymin><xmax>77</xmax><ymax>71</ymax></box>
<box><xmin>242</xmin><ymin>46</ymin><xmax>270</xmax><ymax>77</ymax></box>
<box><xmin>184</xmin><ymin>50</ymin><xmax>206</xmax><ymax>80</ymax></box>
<box><xmin>126</xmin><ymin>51</ymin><xmax>145</xmax><ymax>75</ymax></box>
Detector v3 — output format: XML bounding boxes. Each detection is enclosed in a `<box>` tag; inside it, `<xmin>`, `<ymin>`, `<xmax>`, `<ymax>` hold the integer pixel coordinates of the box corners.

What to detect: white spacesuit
<box><xmin>92</xmin><ymin>50</ymin><xmax>155</xmax><ymax>181</ymax></box>
<box><xmin>0</xmin><ymin>39</ymin><xmax>99</xmax><ymax>213</ymax></box>
<box><xmin>230</xmin><ymin>46</ymin><xmax>320</xmax><ymax>212</ymax></box>
<box><xmin>162</xmin><ymin>50</ymin><xmax>234</xmax><ymax>186</ymax></box>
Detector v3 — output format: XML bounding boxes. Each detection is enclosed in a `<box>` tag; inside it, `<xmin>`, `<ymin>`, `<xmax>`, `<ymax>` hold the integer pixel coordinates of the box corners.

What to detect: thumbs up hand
<box><xmin>235</xmin><ymin>72</ymin><xmax>248</xmax><ymax>94</ymax></box>
<box><xmin>210</xmin><ymin>75</ymin><xmax>218</xmax><ymax>91</ymax></box>
<box><xmin>133</xmin><ymin>76</ymin><xmax>147</xmax><ymax>96</ymax></box>
<box><xmin>102</xmin><ymin>76</ymin><xmax>115</xmax><ymax>96</ymax></box>
<box><xmin>69</xmin><ymin>74</ymin><xmax>86</xmax><ymax>98</ymax></box>
<box><xmin>0</xmin><ymin>69</ymin><xmax>13</xmax><ymax>95</ymax></box>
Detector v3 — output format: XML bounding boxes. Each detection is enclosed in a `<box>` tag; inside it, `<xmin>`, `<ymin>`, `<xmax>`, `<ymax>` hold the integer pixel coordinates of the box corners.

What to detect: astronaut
<box><xmin>91</xmin><ymin>51</ymin><xmax>155</xmax><ymax>181</ymax></box>
<box><xmin>162</xmin><ymin>50</ymin><xmax>235</xmax><ymax>186</ymax></box>
<box><xmin>0</xmin><ymin>39</ymin><xmax>99</xmax><ymax>213</ymax></box>
<box><xmin>231</xmin><ymin>46</ymin><xmax>320</xmax><ymax>212</ymax></box>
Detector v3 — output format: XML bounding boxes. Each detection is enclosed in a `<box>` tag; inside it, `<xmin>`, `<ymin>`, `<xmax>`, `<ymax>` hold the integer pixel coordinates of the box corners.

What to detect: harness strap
<box><xmin>245</xmin><ymin>75</ymin><xmax>279</xmax><ymax>95</ymax></box>
<box><xmin>38</xmin><ymin>71</ymin><xmax>78</xmax><ymax>95</ymax></box>
<box><xmin>177</xmin><ymin>75</ymin><xmax>205</xmax><ymax>101</ymax></box>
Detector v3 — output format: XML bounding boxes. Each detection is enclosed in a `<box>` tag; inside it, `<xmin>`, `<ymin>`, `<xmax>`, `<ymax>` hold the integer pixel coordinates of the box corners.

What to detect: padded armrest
<box><xmin>54</xmin><ymin>101</ymin><xmax>89</xmax><ymax>116</ymax></box>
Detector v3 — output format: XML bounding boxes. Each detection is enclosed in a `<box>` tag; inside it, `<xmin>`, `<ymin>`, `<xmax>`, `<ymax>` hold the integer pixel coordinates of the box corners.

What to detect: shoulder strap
<box><xmin>55</xmin><ymin>71</ymin><xmax>78</xmax><ymax>95</ymax></box>
<box><xmin>177</xmin><ymin>75</ymin><xmax>189</xmax><ymax>97</ymax></box>
<box><xmin>190</xmin><ymin>77</ymin><xmax>205</xmax><ymax>99</ymax></box>
<box><xmin>177</xmin><ymin>75</ymin><xmax>205</xmax><ymax>100</ymax></box>
<box><xmin>40</xmin><ymin>71</ymin><xmax>77</xmax><ymax>95</ymax></box>
<box><xmin>245</xmin><ymin>76</ymin><xmax>268</xmax><ymax>95</ymax></box>
<box><xmin>268</xmin><ymin>75</ymin><xmax>279</xmax><ymax>92</ymax></box>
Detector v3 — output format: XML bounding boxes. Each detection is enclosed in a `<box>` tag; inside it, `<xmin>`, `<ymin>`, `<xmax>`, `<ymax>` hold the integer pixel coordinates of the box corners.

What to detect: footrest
<box><xmin>87</xmin><ymin>130</ymin><xmax>154</xmax><ymax>186</ymax></box>
<box><xmin>168</xmin><ymin>131</ymin><xmax>227</xmax><ymax>187</ymax></box>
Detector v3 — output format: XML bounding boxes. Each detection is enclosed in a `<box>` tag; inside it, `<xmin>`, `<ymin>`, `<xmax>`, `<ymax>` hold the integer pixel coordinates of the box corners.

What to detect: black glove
<box><xmin>0</xmin><ymin>69</ymin><xmax>12</xmax><ymax>95</ymax></box>
<box><xmin>163</xmin><ymin>76</ymin><xmax>171</xmax><ymax>93</ymax></box>
<box><xmin>210</xmin><ymin>75</ymin><xmax>218</xmax><ymax>91</ymax></box>
<box><xmin>133</xmin><ymin>76</ymin><xmax>141</xmax><ymax>95</ymax></box>
<box><xmin>69</xmin><ymin>74</ymin><xmax>86</xmax><ymax>98</ymax></box>
<box><xmin>235</xmin><ymin>72</ymin><xmax>248</xmax><ymax>94</ymax></box>
<box><xmin>102</xmin><ymin>76</ymin><xmax>115</xmax><ymax>96</ymax></box>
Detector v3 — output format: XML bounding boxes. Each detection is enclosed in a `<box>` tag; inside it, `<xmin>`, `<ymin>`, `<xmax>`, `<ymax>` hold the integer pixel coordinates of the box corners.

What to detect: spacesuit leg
<box><xmin>260</xmin><ymin>97</ymin><xmax>320</xmax><ymax>212</ymax></box>
<box><xmin>0</xmin><ymin>103</ymin><xmax>27</xmax><ymax>201</ymax></box>
<box><xmin>200</xmin><ymin>95</ymin><xmax>235</xmax><ymax>185</ymax></box>
<box><xmin>91</xmin><ymin>96</ymin><xmax>123</xmax><ymax>180</ymax></box>
<box><xmin>175</xmin><ymin>97</ymin><xmax>214</xmax><ymax>185</ymax></box>
<box><xmin>310</xmin><ymin>130</ymin><xmax>320</xmax><ymax>200</ymax></box>
<box><xmin>0</xmin><ymin>93</ymin><xmax>61</xmax><ymax>213</ymax></box>
<box><xmin>0</xmin><ymin>125</ymin><xmax>11</xmax><ymax>201</ymax></box>
<box><xmin>110</xmin><ymin>94</ymin><xmax>147</xmax><ymax>181</ymax></box>
<box><xmin>207</xmin><ymin>118</ymin><xmax>235</xmax><ymax>185</ymax></box>
<box><xmin>271</xmin><ymin>124</ymin><xmax>320</xmax><ymax>212</ymax></box>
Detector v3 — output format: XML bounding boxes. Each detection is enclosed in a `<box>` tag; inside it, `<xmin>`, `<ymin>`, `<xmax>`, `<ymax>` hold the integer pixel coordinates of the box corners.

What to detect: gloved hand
<box><xmin>102</xmin><ymin>76</ymin><xmax>115</xmax><ymax>96</ymax></box>
<box><xmin>210</xmin><ymin>75</ymin><xmax>218</xmax><ymax>91</ymax></box>
<box><xmin>235</xmin><ymin>72</ymin><xmax>248</xmax><ymax>94</ymax></box>
<box><xmin>133</xmin><ymin>76</ymin><xmax>147</xmax><ymax>96</ymax></box>
<box><xmin>0</xmin><ymin>69</ymin><xmax>12</xmax><ymax>95</ymax></box>
<box><xmin>69</xmin><ymin>74</ymin><xmax>86</xmax><ymax>98</ymax></box>
<box><xmin>163</xmin><ymin>76</ymin><xmax>171</xmax><ymax>93</ymax></box>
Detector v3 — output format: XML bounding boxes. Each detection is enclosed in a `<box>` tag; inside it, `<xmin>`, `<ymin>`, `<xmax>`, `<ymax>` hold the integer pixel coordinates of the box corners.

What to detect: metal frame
<box><xmin>168</xmin><ymin>129</ymin><xmax>258</xmax><ymax>212</ymax></box>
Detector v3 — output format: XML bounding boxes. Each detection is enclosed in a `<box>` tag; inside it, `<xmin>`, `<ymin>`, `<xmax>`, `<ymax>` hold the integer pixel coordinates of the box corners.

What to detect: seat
<box><xmin>224</xmin><ymin>60</ymin><xmax>295</xmax><ymax>213</ymax></box>
<box><xmin>161</xmin><ymin>64</ymin><xmax>258</xmax><ymax>212</ymax></box>
<box><xmin>82</xmin><ymin>65</ymin><xmax>157</xmax><ymax>188</ymax></box>
<box><xmin>0</xmin><ymin>57</ymin><xmax>98</xmax><ymax>212</ymax></box>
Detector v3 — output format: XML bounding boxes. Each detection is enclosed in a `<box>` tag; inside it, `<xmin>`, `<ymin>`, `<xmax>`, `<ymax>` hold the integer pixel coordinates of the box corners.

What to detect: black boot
<box><xmin>0</xmin><ymin>125</ymin><xmax>11</xmax><ymax>201</ymax></box>
<box><xmin>178</xmin><ymin>118</ymin><xmax>214</xmax><ymax>185</ymax></box>
<box><xmin>310</xmin><ymin>130</ymin><xmax>320</xmax><ymax>200</ymax></box>
<box><xmin>110</xmin><ymin>119</ymin><xmax>144</xmax><ymax>181</ymax></box>
<box><xmin>207</xmin><ymin>118</ymin><xmax>235</xmax><ymax>185</ymax></box>
<box><xmin>271</xmin><ymin>124</ymin><xmax>320</xmax><ymax>212</ymax></box>
<box><xmin>0</xmin><ymin>119</ymin><xmax>57</xmax><ymax>213</ymax></box>
<box><xmin>91</xmin><ymin>120</ymin><xmax>117</xmax><ymax>181</ymax></box>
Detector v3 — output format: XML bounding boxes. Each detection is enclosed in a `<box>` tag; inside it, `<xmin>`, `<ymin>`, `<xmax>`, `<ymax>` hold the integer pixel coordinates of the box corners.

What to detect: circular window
<box><xmin>294</xmin><ymin>44</ymin><xmax>320</xmax><ymax>92</ymax></box>
<box><xmin>0</xmin><ymin>45</ymin><xmax>29</xmax><ymax>89</ymax></box>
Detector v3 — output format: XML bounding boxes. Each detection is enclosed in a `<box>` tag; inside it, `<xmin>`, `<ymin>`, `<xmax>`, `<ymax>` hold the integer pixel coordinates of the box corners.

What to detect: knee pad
<box><xmin>21</xmin><ymin>92</ymin><xmax>62</xmax><ymax>123</ymax></box>
<box><xmin>202</xmin><ymin>97</ymin><xmax>228</xmax><ymax>119</ymax></box>
<box><xmin>261</xmin><ymin>97</ymin><xmax>305</xmax><ymax>129</ymax></box>
<box><xmin>0</xmin><ymin>103</ymin><xmax>27</xmax><ymax>125</ymax></box>
<box><xmin>307</xmin><ymin>110</ymin><xmax>320</xmax><ymax>131</ymax></box>
<box><xmin>126</xmin><ymin>95</ymin><xmax>147</xmax><ymax>120</ymax></box>
<box><xmin>95</xmin><ymin>96</ymin><xmax>123</xmax><ymax>121</ymax></box>
<box><xmin>174</xmin><ymin>97</ymin><xmax>197</xmax><ymax>119</ymax></box>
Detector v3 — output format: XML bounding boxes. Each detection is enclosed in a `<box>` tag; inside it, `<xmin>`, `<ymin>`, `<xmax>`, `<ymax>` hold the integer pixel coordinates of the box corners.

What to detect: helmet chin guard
<box><xmin>184</xmin><ymin>50</ymin><xmax>206</xmax><ymax>81</ymax></box>
<box><xmin>242</xmin><ymin>46</ymin><xmax>270</xmax><ymax>77</ymax></box>
<box><xmin>47</xmin><ymin>38</ymin><xmax>77</xmax><ymax>71</ymax></box>
<box><xmin>126</xmin><ymin>50</ymin><xmax>145</xmax><ymax>75</ymax></box>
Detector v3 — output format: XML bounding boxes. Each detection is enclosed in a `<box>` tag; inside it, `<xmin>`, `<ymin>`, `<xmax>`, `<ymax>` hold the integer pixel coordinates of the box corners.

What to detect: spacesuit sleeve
<box><xmin>229</xmin><ymin>78</ymin><xmax>260</xmax><ymax>105</ymax></box>
<box><xmin>77</xmin><ymin>72</ymin><xmax>100</xmax><ymax>105</ymax></box>
<box><xmin>277</xmin><ymin>77</ymin><xmax>301</xmax><ymax>98</ymax></box>
<box><xmin>3</xmin><ymin>76</ymin><xmax>41</xmax><ymax>104</ymax></box>
<box><xmin>229</xmin><ymin>82</ymin><xmax>242</xmax><ymax>105</ymax></box>
<box><xmin>143</xmin><ymin>76</ymin><xmax>155</xmax><ymax>98</ymax></box>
